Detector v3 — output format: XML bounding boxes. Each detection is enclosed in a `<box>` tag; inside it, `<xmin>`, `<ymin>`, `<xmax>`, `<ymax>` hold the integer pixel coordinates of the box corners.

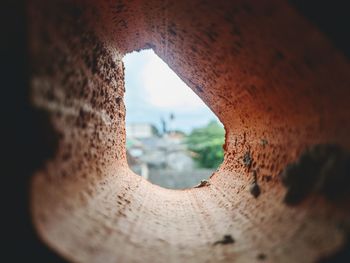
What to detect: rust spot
<box><xmin>213</xmin><ymin>235</ymin><xmax>235</xmax><ymax>246</ymax></box>
<box><xmin>281</xmin><ymin>144</ymin><xmax>350</xmax><ymax>205</ymax></box>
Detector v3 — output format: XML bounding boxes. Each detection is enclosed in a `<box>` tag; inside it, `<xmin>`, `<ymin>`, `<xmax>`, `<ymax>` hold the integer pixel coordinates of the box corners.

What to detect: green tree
<box><xmin>186</xmin><ymin>120</ymin><xmax>225</xmax><ymax>168</ymax></box>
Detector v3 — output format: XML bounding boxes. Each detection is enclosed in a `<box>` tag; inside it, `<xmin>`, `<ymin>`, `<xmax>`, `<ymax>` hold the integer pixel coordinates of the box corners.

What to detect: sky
<box><xmin>123</xmin><ymin>49</ymin><xmax>220</xmax><ymax>134</ymax></box>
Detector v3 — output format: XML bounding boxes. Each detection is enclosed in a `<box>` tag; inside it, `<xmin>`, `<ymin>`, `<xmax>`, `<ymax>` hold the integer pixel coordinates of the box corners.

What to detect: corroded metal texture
<box><xmin>29</xmin><ymin>0</ymin><xmax>350</xmax><ymax>262</ymax></box>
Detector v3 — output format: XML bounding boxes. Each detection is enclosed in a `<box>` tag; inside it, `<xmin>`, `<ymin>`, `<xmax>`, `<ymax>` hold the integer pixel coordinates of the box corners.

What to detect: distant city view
<box><xmin>123</xmin><ymin>50</ymin><xmax>224</xmax><ymax>189</ymax></box>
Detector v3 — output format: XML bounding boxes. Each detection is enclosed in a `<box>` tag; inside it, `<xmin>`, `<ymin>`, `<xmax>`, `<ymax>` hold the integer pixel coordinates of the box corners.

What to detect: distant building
<box><xmin>126</xmin><ymin>122</ymin><xmax>201</xmax><ymax>188</ymax></box>
<box><xmin>126</xmin><ymin>150</ymin><xmax>149</xmax><ymax>179</ymax></box>
<box><xmin>126</xmin><ymin>123</ymin><xmax>158</xmax><ymax>139</ymax></box>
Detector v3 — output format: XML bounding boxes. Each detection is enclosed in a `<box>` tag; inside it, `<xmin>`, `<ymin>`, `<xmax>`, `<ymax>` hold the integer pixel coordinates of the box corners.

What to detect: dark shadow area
<box><xmin>1</xmin><ymin>0</ymin><xmax>67</xmax><ymax>262</ymax></box>
<box><xmin>290</xmin><ymin>0</ymin><xmax>350</xmax><ymax>59</ymax></box>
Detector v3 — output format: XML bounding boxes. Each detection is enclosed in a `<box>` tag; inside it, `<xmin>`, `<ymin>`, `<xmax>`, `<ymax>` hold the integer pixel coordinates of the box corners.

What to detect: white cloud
<box><xmin>123</xmin><ymin>50</ymin><xmax>221</xmax><ymax>132</ymax></box>
<box><xmin>139</xmin><ymin>50</ymin><xmax>204</xmax><ymax>110</ymax></box>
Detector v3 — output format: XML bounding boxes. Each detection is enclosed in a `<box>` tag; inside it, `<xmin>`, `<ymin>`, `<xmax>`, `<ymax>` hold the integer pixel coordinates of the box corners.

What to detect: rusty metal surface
<box><xmin>29</xmin><ymin>0</ymin><xmax>350</xmax><ymax>262</ymax></box>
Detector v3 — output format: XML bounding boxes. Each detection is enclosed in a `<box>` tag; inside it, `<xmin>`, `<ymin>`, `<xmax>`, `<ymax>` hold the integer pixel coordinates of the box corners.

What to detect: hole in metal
<box><xmin>123</xmin><ymin>49</ymin><xmax>224</xmax><ymax>189</ymax></box>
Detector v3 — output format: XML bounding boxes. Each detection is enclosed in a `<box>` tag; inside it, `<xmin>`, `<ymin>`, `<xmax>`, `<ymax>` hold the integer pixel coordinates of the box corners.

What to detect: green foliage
<box><xmin>186</xmin><ymin>120</ymin><xmax>225</xmax><ymax>168</ymax></box>
<box><xmin>151</xmin><ymin>125</ymin><xmax>160</xmax><ymax>137</ymax></box>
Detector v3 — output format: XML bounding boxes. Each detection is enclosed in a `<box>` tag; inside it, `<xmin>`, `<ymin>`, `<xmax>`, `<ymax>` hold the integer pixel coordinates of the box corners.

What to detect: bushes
<box><xmin>186</xmin><ymin>120</ymin><xmax>224</xmax><ymax>168</ymax></box>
